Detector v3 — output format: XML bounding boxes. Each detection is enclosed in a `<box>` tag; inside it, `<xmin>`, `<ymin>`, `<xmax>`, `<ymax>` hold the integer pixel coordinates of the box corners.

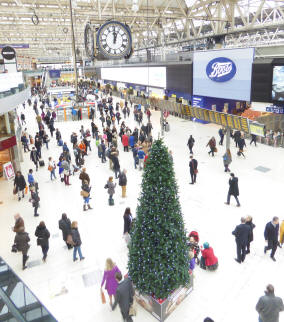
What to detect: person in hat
<box><xmin>200</xmin><ymin>242</ymin><xmax>218</xmax><ymax>271</ymax></box>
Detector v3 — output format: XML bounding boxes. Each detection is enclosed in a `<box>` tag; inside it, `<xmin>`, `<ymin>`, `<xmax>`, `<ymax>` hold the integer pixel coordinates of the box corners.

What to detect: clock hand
<box><xmin>113</xmin><ymin>32</ymin><xmax>117</xmax><ymax>44</ymax></box>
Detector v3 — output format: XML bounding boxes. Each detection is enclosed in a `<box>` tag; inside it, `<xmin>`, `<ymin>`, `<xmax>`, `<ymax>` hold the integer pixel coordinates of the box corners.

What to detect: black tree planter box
<box><xmin>135</xmin><ymin>272</ymin><xmax>193</xmax><ymax>322</ymax></box>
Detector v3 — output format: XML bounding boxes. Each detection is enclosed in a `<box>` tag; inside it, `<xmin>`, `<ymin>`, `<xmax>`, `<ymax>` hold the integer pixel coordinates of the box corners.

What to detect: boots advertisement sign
<box><xmin>206</xmin><ymin>57</ymin><xmax>237</xmax><ymax>82</ymax></box>
<box><xmin>193</xmin><ymin>48</ymin><xmax>254</xmax><ymax>101</ymax></box>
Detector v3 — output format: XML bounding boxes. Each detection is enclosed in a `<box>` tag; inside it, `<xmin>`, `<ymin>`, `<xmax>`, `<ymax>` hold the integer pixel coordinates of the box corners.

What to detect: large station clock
<box><xmin>84</xmin><ymin>23</ymin><xmax>94</xmax><ymax>58</ymax></box>
<box><xmin>97</xmin><ymin>21</ymin><xmax>132</xmax><ymax>59</ymax></box>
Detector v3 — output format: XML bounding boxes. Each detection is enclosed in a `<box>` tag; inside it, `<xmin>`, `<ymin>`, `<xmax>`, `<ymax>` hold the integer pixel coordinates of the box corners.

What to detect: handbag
<box><xmin>66</xmin><ymin>234</ymin><xmax>74</xmax><ymax>246</ymax></box>
<box><xmin>37</xmin><ymin>237</ymin><xmax>44</xmax><ymax>246</ymax></box>
<box><xmin>214</xmin><ymin>147</ymin><xmax>217</xmax><ymax>152</ymax></box>
<box><xmin>11</xmin><ymin>244</ymin><xmax>18</xmax><ymax>253</ymax></box>
<box><xmin>129</xmin><ymin>300</ymin><xmax>137</xmax><ymax>316</ymax></box>
<box><xmin>101</xmin><ymin>289</ymin><xmax>106</xmax><ymax>304</ymax></box>
<box><xmin>80</xmin><ymin>190</ymin><xmax>89</xmax><ymax>198</ymax></box>
<box><xmin>48</xmin><ymin>165</ymin><xmax>53</xmax><ymax>171</ymax></box>
<box><xmin>25</xmin><ymin>186</ymin><xmax>28</xmax><ymax>194</ymax></box>
<box><xmin>194</xmin><ymin>169</ymin><xmax>198</xmax><ymax>174</ymax></box>
<box><xmin>63</xmin><ymin>170</ymin><xmax>69</xmax><ymax>176</ymax></box>
<box><xmin>13</xmin><ymin>187</ymin><xmax>17</xmax><ymax>195</ymax></box>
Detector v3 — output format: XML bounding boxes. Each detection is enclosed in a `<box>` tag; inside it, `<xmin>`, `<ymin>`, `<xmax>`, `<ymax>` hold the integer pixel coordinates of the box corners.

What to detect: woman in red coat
<box><xmin>200</xmin><ymin>242</ymin><xmax>218</xmax><ymax>271</ymax></box>
<box><xmin>122</xmin><ymin>134</ymin><xmax>129</xmax><ymax>152</ymax></box>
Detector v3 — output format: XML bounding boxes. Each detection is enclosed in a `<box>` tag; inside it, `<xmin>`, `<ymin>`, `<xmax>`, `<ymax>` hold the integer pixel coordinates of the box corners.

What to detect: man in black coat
<box><xmin>225</xmin><ymin>173</ymin><xmax>240</xmax><ymax>207</ymax></box>
<box><xmin>264</xmin><ymin>216</ymin><xmax>279</xmax><ymax>261</ymax></box>
<box><xmin>112</xmin><ymin>272</ymin><xmax>134</xmax><ymax>322</ymax></box>
<box><xmin>189</xmin><ymin>155</ymin><xmax>198</xmax><ymax>184</ymax></box>
<box><xmin>30</xmin><ymin>147</ymin><xmax>39</xmax><ymax>171</ymax></box>
<box><xmin>118</xmin><ymin>169</ymin><xmax>127</xmax><ymax>198</ymax></box>
<box><xmin>59</xmin><ymin>213</ymin><xmax>72</xmax><ymax>249</ymax></box>
<box><xmin>232</xmin><ymin>217</ymin><xmax>251</xmax><ymax>263</ymax></box>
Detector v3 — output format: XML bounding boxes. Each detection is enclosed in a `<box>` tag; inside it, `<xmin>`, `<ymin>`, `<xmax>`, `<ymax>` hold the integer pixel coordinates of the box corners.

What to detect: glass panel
<box><xmin>0</xmin><ymin>257</ymin><xmax>57</xmax><ymax>321</ymax></box>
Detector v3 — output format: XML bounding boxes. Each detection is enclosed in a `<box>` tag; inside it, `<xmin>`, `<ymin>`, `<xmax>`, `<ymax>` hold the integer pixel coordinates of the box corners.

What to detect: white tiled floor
<box><xmin>1</xmin><ymin>97</ymin><xmax>284</xmax><ymax>322</ymax></box>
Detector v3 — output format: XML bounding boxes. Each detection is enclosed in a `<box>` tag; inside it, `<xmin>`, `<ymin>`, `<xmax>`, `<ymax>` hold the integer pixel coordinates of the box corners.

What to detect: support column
<box><xmin>4</xmin><ymin>113</ymin><xmax>11</xmax><ymax>134</ymax></box>
<box><xmin>69</xmin><ymin>0</ymin><xmax>79</xmax><ymax>102</ymax></box>
<box><xmin>226</xmin><ymin>127</ymin><xmax>231</xmax><ymax>150</ymax></box>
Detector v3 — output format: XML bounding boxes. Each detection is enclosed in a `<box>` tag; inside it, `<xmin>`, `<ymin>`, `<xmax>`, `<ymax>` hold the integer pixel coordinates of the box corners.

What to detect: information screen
<box><xmin>272</xmin><ymin>66</ymin><xmax>284</xmax><ymax>102</ymax></box>
<box><xmin>187</xmin><ymin>106</ymin><xmax>250</xmax><ymax>133</ymax></box>
<box><xmin>101</xmin><ymin>67</ymin><xmax>166</xmax><ymax>88</ymax></box>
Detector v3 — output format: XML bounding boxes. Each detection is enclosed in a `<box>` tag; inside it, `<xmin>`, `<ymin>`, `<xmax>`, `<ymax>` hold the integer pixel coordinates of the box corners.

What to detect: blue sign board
<box><xmin>49</xmin><ymin>70</ymin><xmax>61</xmax><ymax>79</ymax></box>
<box><xmin>266</xmin><ymin>105</ymin><xmax>284</xmax><ymax>114</ymax></box>
<box><xmin>192</xmin><ymin>96</ymin><xmax>204</xmax><ymax>108</ymax></box>
<box><xmin>206</xmin><ymin>57</ymin><xmax>236</xmax><ymax>82</ymax></box>
<box><xmin>0</xmin><ymin>44</ymin><xmax>29</xmax><ymax>49</ymax></box>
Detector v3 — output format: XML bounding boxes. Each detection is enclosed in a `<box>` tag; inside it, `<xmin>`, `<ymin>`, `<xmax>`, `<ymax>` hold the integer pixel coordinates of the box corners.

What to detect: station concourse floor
<box><xmin>0</xmin><ymin>99</ymin><xmax>284</xmax><ymax>322</ymax></box>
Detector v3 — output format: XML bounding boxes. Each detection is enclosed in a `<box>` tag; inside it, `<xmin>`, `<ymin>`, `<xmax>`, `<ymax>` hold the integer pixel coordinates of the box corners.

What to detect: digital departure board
<box><xmin>186</xmin><ymin>106</ymin><xmax>250</xmax><ymax>133</ymax></box>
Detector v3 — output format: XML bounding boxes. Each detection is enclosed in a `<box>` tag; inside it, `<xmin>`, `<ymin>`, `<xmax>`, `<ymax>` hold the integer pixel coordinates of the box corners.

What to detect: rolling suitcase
<box><xmin>108</xmin><ymin>198</ymin><xmax>114</xmax><ymax>206</ymax></box>
<box><xmin>39</xmin><ymin>160</ymin><xmax>45</xmax><ymax>167</ymax></box>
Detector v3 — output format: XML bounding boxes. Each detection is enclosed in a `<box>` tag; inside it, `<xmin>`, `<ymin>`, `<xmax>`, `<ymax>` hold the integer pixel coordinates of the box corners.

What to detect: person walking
<box><xmin>225</xmin><ymin>173</ymin><xmax>240</xmax><ymax>207</ymax></box>
<box><xmin>112</xmin><ymin>272</ymin><xmax>134</xmax><ymax>322</ymax></box>
<box><xmin>122</xmin><ymin>133</ymin><xmax>129</xmax><ymax>152</ymax></box>
<box><xmin>71</xmin><ymin>221</ymin><xmax>85</xmax><ymax>262</ymax></box>
<box><xmin>138</xmin><ymin>147</ymin><xmax>146</xmax><ymax>170</ymax></box>
<box><xmin>14</xmin><ymin>171</ymin><xmax>26</xmax><ymax>201</ymax></box>
<box><xmin>48</xmin><ymin>157</ymin><xmax>57</xmax><ymax>181</ymax></box>
<box><xmin>223</xmin><ymin>149</ymin><xmax>232</xmax><ymax>172</ymax></box>
<box><xmin>30</xmin><ymin>147</ymin><xmax>39</xmax><ymax>171</ymax></box>
<box><xmin>256</xmin><ymin>284</ymin><xmax>284</xmax><ymax>322</ymax></box>
<box><xmin>79</xmin><ymin>168</ymin><xmax>90</xmax><ymax>185</ymax></box>
<box><xmin>206</xmin><ymin>137</ymin><xmax>216</xmax><ymax>157</ymax></box>
<box><xmin>118</xmin><ymin>169</ymin><xmax>127</xmax><ymax>198</ymax></box>
<box><xmin>189</xmin><ymin>155</ymin><xmax>198</xmax><ymax>184</ymax></box>
<box><xmin>187</xmin><ymin>135</ymin><xmax>195</xmax><ymax>154</ymax></box>
<box><xmin>232</xmin><ymin>217</ymin><xmax>251</xmax><ymax>263</ymax></box>
<box><xmin>35</xmin><ymin>221</ymin><xmax>50</xmax><ymax>262</ymax></box>
<box><xmin>81</xmin><ymin>180</ymin><xmax>92</xmax><ymax>211</ymax></box>
<box><xmin>218</xmin><ymin>128</ymin><xmax>224</xmax><ymax>145</ymax></box>
<box><xmin>105</xmin><ymin>176</ymin><xmax>116</xmax><ymax>206</ymax></box>
<box><xmin>237</xmin><ymin>135</ymin><xmax>246</xmax><ymax>158</ymax></box>
<box><xmin>112</xmin><ymin>154</ymin><xmax>121</xmax><ymax>179</ymax></box>
<box><xmin>101</xmin><ymin>258</ymin><xmax>121</xmax><ymax>307</ymax></box>
<box><xmin>12</xmin><ymin>213</ymin><xmax>25</xmax><ymax>233</ymax></box>
<box><xmin>245</xmin><ymin>216</ymin><xmax>255</xmax><ymax>254</ymax></box>
<box><xmin>123</xmin><ymin>207</ymin><xmax>133</xmax><ymax>235</ymax></box>
<box><xmin>264</xmin><ymin>216</ymin><xmax>279</xmax><ymax>262</ymax></box>
<box><xmin>14</xmin><ymin>227</ymin><xmax>30</xmax><ymax>270</ymax></box>
<box><xmin>61</xmin><ymin>157</ymin><xmax>71</xmax><ymax>186</ymax></box>
<box><xmin>30</xmin><ymin>186</ymin><xmax>40</xmax><ymax>217</ymax></box>
<box><xmin>250</xmin><ymin>133</ymin><xmax>257</xmax><ymax>146</ymax></box>
<box><xmin>59</xmin><ymin>213</ymin><xmax>72</xmax><ymax>249</ymax></box>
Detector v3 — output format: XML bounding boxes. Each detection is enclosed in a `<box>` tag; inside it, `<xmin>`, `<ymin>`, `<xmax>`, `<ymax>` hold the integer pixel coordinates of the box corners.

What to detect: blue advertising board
<box><xmin>193</xmin><ymin>48</ymin><xmax>254</xmax><ymax>101</ymax></box>
<box><xmin>49</xmin><ymin>69</ymin><xmax>61</xmax><ymax>79</ymax></box>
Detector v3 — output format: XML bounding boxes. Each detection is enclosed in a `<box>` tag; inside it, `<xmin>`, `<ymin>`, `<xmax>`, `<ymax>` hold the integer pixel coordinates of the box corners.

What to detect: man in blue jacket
<box><xmin>264</xmin><ymin>216</ymin><xmax>279</xmax><ymax>261</ymax></box>
<box><xmin>137</xmin><ymin>147</ymin><xmax>146</xmax><ymax>170</ymax></box>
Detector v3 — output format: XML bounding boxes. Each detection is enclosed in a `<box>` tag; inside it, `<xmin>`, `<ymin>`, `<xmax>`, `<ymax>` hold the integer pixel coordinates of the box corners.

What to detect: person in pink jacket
<box><xmin>101</xmin><ymin>258</ymin><xmax>121</xmax><ymax>307</ymax></box>
<box><xmin>122</xmin><ymin>134</ymin><xmax>129</xmax><ymax>152</ymax></box>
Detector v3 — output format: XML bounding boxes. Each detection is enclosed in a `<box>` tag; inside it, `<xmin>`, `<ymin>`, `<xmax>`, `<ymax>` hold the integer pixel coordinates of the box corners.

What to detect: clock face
<box><xmin>84</xmin><ymin>23</ymin><xmax>94</xmax><ymax>58</ymax></box>
<box><xmin>97</xmin><ymin>21</ymin><xmax>132</xmax><ymax>59</ymax></box>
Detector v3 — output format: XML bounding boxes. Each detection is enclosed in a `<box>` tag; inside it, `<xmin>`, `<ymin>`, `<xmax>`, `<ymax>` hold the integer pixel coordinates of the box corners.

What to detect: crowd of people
<box><xmin>9</xmin><ymin>85</ymin><xmax>284</xmax><ymax>322</ymax></box>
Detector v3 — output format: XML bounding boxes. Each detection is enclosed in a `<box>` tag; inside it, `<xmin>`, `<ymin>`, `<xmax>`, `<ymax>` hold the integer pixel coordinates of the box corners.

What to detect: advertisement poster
<box><xmin>3</xmin><ymin>162</ymin><xmax>15</xmax><ymax>181</ymax></box>
<box><xmin>193</xmin><ymin>48</ymin><xmax>254</xmax><ymax>101</ymax></box>
<box><xmin>272</xmin><ymin>66</ymin><xmax>284</xmax><ymax>101</ymax></box>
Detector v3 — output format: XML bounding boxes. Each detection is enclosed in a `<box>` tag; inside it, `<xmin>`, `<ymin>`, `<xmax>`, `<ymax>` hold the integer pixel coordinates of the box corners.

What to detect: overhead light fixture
<box><xmin>185</xmin><ymin>0</ymin><xmax>195</xmax><ymax>7</ymax></box>
<box><xmin>132</xmin><ymin>0</ymin><xmax>139</xmax><ymax>12</ymax></box>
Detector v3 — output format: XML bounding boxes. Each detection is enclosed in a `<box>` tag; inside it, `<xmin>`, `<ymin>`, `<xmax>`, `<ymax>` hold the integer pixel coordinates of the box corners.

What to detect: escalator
<box><xmin>0</xmin><ymin>257</ymin><xmax>57</xmax><ymax>322</ymax></box>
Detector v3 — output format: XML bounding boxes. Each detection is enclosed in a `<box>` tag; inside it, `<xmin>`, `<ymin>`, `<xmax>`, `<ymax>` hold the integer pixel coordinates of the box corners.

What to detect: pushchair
<box><xmin>187</xmin><ymin>231</ymin><xmax>200</xmax><ymax>265</ymax></box>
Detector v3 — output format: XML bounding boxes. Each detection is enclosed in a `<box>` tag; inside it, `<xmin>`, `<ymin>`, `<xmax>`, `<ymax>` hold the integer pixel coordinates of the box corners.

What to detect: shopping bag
<box><xmin>129</xmin><ymin>300</ymin><xmax>137</xmax><ymax>316</ymax></box>
<box><xmin>13</xmin><ymin>187</ymin><xmax>17</xmax><ymax>195</ymax></box>
<box><xmin>101</xmin><ymin>289</ymin><xmax>106</xmax><ymax>304</ymax></box>
<box><xmin>25</xmin><ymin>186</ymin><xmax>28</xmax><ymax>194</ymax></box>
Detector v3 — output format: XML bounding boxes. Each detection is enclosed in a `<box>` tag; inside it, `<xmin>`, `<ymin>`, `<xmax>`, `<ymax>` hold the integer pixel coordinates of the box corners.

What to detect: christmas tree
<box><xmin>128</xmin><ymin>139</ymin><xmax>190</xmax><ymax>299</ymax></box>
